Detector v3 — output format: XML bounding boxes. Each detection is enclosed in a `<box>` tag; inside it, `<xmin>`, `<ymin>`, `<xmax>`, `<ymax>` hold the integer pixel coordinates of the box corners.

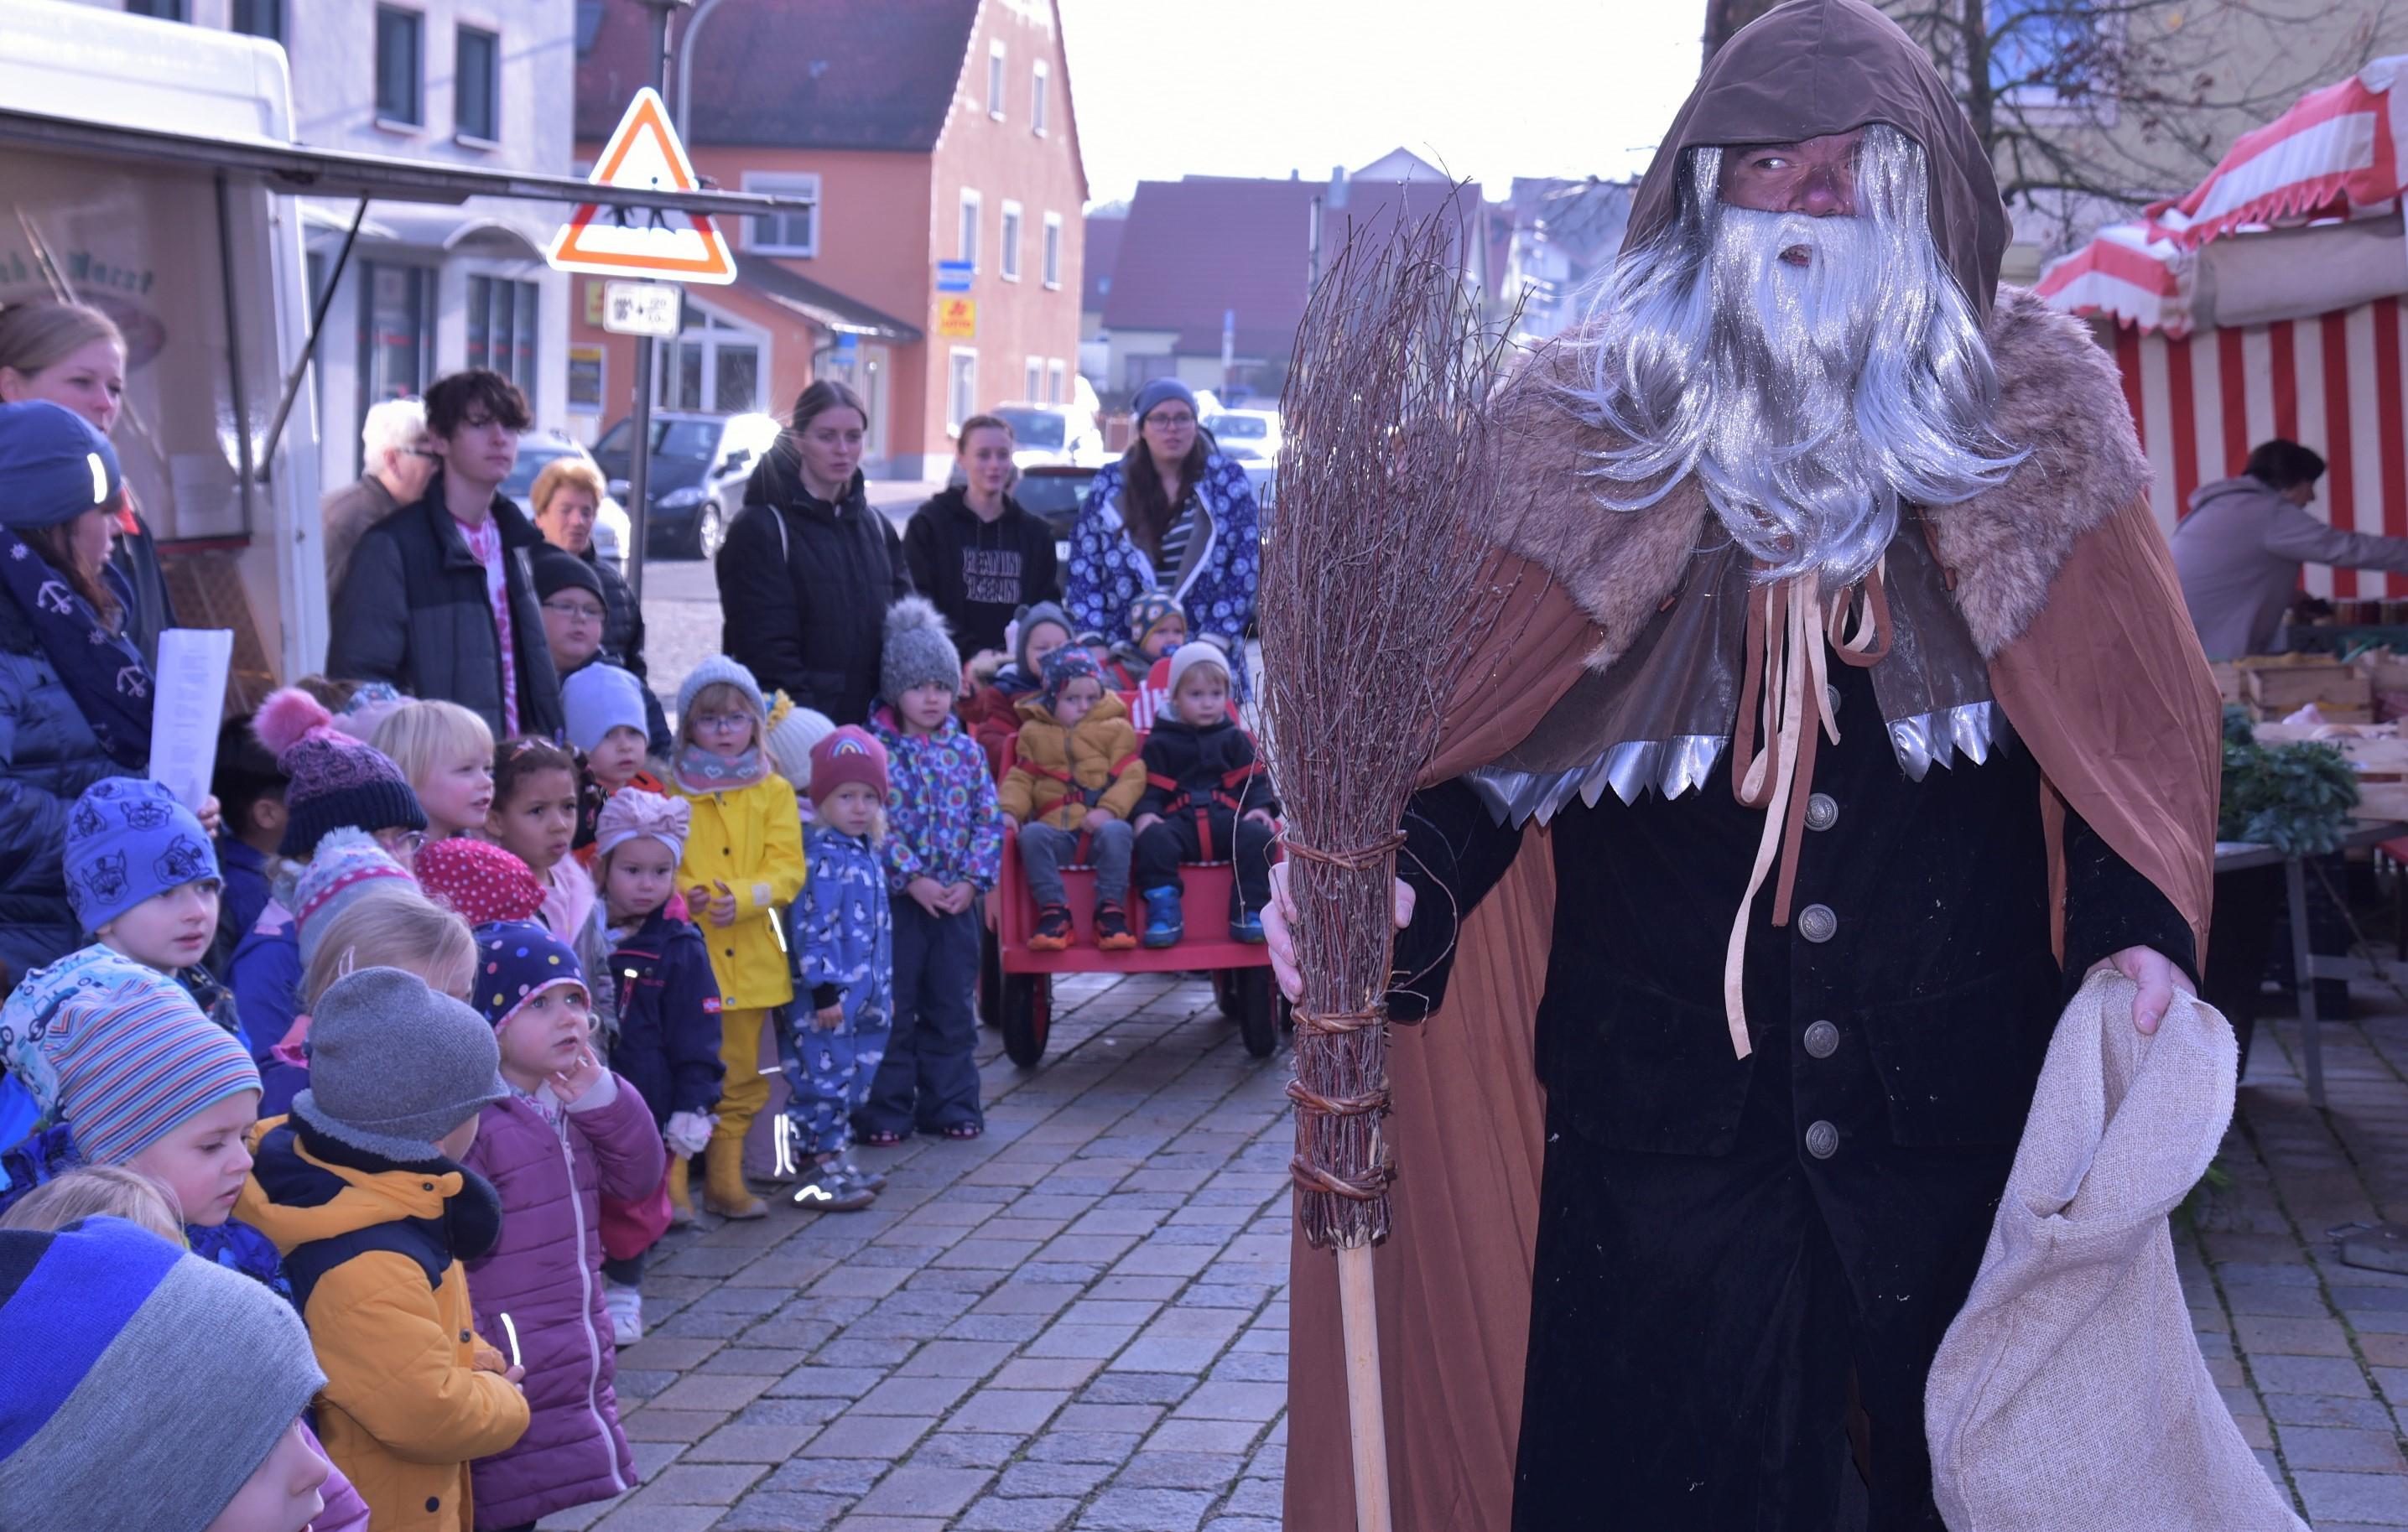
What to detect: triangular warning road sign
<box><xmin>548</xmin><ymin>87</ymin><xmax>737</xmax><ymax>284</ymax></box>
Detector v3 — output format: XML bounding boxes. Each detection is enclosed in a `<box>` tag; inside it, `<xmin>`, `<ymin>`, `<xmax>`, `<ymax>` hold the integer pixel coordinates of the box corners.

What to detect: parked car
<box><xmin>991</xmin><ymin>402</ymin><xmax>1105</xmax><ymax>470</ymax></box>
<box><xmin>592</xmin><ymin>410</ymin><xmax>783</xmax><ymax>560</ymax></box>
<box><xmin>1204</xmin><ymin>408</ymin><xmax>1282</xmax><ymax>464</ymax></box>
<box><xmin>504</xmin><ymin>434</ymin><xmax>629</xmax><ymax>578</ymax></box>
<box><xmin>1009</xmin><ymin>465</ymin><xmax>1095</xmax><ymax>590</ymax></box>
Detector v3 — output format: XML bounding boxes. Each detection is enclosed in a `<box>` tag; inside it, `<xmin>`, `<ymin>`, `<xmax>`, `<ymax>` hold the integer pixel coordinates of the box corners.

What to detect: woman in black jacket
<box><xmin>903</xmin><ymin>413</ymin><xmax>1058</xmax><ymax>667</ymax></box>
<box><xmin>715</xmin><ymin>381</ymin><xmax>912</xmax><ymax>726</ymax></box>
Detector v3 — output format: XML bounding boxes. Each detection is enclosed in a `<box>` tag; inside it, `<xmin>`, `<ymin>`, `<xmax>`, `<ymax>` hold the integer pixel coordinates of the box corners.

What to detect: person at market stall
<box><xmin>1066</xmin><ymin>378</ymin><xmax>1259</xmax><ymax>695</ymax></box>
<box><xmin>716</xmin><ymin>380</ymin><xmax>913</xmax><ymax>727</ymax></box>
<box><xmin>532</xmin><ymin>544</ymin><xmax>671</xmax><ymax>756</ymax></box>
<box><xmin>0</xmin><ymin>300</ymin><xmax>178</xmax><ymax>668</ymax></box>
<box><xmin>0</xmin><ymin>401</ymin><xmax>221</xmax><ymax>989</ymax></box>
<box><xmin>321</xmin><ymin>397</ymin><xmax>435</xmax><ymax>600</ymax></box>
<box><xmin>532</xmin><ymin>456</ymin><xmax>658</xmax><ymax>704</ymax></box>
<box><xmin>2171</xmin><ymin>437</ymin><xmax>2408</xmax><ymax>657</ymax></box>
<box><xmin>904</xmin><ymin>413</ymin><xmax>1059</xmax><ymax>668</ymax></box>
<box><xmin>325</xmin><ymin>368</ymin><xmax>565</xmax><ymax>740</ymax></box>
<box><xmin>1263</xmin><ymin>3</ymin><xmax>2222</xmax><ymax>1527</ymax></box>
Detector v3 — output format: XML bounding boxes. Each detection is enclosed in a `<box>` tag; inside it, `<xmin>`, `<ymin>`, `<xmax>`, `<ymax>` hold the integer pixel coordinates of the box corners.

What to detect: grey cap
<box><xmin>0</xmin><ymin>1218</ymin><xmax>325</xmax><ymax>1532</ymax></box>
<box><xmin>676</xmin><ymin>654</ymin><xmax>766</xmax><ymax>726</ymax></box>
<box><xmin>882</xmin><ymin>595</ymin><xmax>961</xmax><ymax>703</ymax></box>
<box><xmin>292</xmin><ymin>966</ymin><xmax>508</xmax><ymax>1161</ymax></box>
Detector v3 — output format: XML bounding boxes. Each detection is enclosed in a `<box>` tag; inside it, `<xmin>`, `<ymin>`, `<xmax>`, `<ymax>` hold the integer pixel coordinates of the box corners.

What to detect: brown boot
<box><xmin>665</xmin><ymin>1155</ymin><xmax>695</xmax><ymax>1228</ymax></box>
<box><xmin>702</xmin><ymin>1135</ymin><xmax>767</xmax><ymax>1219</ymax></box>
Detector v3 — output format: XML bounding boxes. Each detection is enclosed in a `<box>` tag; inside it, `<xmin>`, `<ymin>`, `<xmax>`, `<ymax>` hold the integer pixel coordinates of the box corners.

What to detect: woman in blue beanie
<box><xmin>0</xmin><ymin>399</ymin><xmax>165</xmax><ymax>989</ymax></box>
<box><xmin>1065</xmin><ymin>377</ymin><xmax>1260</xmax><ymax>698</ymax></box>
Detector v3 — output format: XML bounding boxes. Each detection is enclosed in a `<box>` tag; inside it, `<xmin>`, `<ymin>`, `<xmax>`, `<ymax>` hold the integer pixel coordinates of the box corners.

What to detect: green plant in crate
<box><xmin>2219</xmin><ymin>704</ymin><xmax>2360</xmax><ymax>854</ymax></box>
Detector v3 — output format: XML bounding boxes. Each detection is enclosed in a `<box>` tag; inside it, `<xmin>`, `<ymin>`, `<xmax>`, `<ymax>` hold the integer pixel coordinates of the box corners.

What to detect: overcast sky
<box><xmin>1056</xmin><ymin>0</ymin><xmax>1708</xmax><ymax>208</ymax></box>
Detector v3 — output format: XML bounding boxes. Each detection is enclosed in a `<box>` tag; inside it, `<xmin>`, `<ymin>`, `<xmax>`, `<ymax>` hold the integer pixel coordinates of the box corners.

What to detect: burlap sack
<box><xmin>1925</xmin><ymin>969</ymin><xmax>2305</xmax><ymax>1531</ymax></box>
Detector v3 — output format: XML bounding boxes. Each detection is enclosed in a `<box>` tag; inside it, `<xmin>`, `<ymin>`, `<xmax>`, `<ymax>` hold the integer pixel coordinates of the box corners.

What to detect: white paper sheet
<box><xmin>148</xmin><ymin>627</ymin><xmax>234</xmax><ymax>812</ymax></box>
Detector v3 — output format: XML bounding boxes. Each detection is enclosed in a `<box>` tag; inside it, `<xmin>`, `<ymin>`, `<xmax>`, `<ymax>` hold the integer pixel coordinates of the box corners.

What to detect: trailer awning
<box><xmin>0</xmin><ymin>106</ymin><xmax>807</xmax><ymax>219</ymax></box>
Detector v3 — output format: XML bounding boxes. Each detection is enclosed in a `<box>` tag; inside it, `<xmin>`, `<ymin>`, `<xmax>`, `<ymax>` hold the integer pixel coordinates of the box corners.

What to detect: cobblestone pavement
<box><xmin>539</xmin><ymin>970</ymin><xmax>1293</xmax><ymax>1531</ymax></box>
<box><xmin>2188</xmin><ymin>983</ymin><xmax>2408</xmax><ymax>1528</ymax></box>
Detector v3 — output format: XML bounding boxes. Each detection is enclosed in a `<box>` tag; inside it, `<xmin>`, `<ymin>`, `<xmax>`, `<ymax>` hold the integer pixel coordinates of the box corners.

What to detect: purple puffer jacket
<box><xmin>461</xmin><ymin>1074</ymin><xmax>662</xmax><ymax>1529</ymax></box>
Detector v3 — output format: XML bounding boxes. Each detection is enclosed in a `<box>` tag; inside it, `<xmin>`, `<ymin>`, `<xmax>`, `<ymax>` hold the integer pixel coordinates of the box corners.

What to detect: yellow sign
<box><xmin>938</xmin><ymin>297</ymin><xmax>976</xmax><ymax>339</ymax></box>
<box><xmin>583</xmin><ymin>280</ymin><xmax>606</xmax><ymax>326</ymax></box>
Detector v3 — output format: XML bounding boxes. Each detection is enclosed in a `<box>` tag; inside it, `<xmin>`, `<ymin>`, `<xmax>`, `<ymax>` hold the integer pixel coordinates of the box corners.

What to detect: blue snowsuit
<box><xmin>778</xmin><ymin>823</ymin><xmax>893</xmax><ymax>1157</ymax></box>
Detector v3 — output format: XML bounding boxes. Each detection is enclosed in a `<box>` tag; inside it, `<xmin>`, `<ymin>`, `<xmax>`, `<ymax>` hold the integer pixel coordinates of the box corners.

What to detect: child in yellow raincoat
<box><xmin>667</xmin><ymin>657</ymin><xmax>805</xmax><ymax>1219</ymax></box>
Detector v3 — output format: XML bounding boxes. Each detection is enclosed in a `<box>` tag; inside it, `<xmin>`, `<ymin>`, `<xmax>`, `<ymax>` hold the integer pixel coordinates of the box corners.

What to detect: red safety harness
<box><xmin>1143</xmin><ymin>761</ymin><xmax>1267</xmax><ymax>862</ymax></box>
<box><xmin>1022</xmin><ymin>750</ymin><xmax>1144</xmax><ymax>861</ymax></box>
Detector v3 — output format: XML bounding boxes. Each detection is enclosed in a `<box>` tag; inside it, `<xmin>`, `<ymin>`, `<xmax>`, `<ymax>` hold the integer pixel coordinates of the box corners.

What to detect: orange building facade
<box><xmin>572</xmin><ymin>0</ymin><xmax>1087</xmax><ymax>479</ymax></box>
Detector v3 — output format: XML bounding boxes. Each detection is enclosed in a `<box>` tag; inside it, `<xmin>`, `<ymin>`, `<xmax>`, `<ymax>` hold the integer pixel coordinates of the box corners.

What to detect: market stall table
<box><xmin>2214</xmin><ymin>819</ymin><xmax>2408</xmax><ymax>1108</ymax></box>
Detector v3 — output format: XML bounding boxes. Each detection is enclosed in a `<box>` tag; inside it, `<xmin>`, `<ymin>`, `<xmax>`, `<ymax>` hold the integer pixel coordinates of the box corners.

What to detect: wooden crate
<box><xmin>2248</xmin><ymin>662</ymin><xmax>2373</xmax><ymax>717</ymax></box>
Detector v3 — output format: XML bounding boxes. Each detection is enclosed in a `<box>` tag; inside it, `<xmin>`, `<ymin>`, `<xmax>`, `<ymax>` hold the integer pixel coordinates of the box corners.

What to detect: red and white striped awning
<box><xmin>2037</xmin><ymin>55</ymin><xmax>2408</xmax><ymax>335</ymax></box>
<box><xmin>2115</xmin><ymin>300</ymin><xmax>2408</xmax><ymax>599</ymax></box>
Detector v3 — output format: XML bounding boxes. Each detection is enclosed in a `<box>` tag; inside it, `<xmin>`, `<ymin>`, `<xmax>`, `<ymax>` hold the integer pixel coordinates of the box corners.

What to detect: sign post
<box><xmin>547</xmin><ymin>84</ymin><xmax>734</xmax><ymax>600</ymax></box>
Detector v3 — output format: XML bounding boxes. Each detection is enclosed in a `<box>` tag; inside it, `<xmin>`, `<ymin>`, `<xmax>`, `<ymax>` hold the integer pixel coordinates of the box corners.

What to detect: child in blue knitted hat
<box><xmin>61</xmin><ymin>774</ymin><xmax>242</xmax><ymax>1037</ymax></box>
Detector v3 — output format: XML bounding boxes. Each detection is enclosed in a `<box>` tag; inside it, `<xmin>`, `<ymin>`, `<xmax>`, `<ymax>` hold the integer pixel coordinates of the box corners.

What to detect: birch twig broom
<box><xmin>1260</xmin><ymin>191</ymin><xmax>1522</xmax><ymax>1532</ymax></box>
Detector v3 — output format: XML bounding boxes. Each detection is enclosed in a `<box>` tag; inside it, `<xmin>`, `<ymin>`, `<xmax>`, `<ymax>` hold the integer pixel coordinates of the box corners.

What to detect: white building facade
<box><xmin>83</xmin><ymin>0</ymin><xmax>575</xmax><ymax>487</ymax></box>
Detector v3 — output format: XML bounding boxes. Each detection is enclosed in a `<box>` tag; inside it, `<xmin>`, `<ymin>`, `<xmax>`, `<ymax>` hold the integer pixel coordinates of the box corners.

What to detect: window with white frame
<box><xmin>1024</xmin><ymin>356</ymin><xmax>1043</xmax><ymax>400</ymax></box>
<box><xmin>987</xmin><ymin>42</ymin><xmax>1006</xmax><ymax>121</ymax></box>
<box><xmin>1032</xmin><ymin>61</ymin><xmax>1050</xmax><ymax>135</ymax></box>
<box><xmin>1000</xmin><ymin>201</ymin><xmax>1022</xmax><ymax>282</ymax></box>
<box><xmin>958</xmin><ymin>190</ymin><xmax>980</xmax><ymax>270</ymax></box>
<box><xmin>1042</xmin><ymin>213</ymin><xmax>1063</xmax><ymax>288</ymax></box>
<box><xmin>1046</xmin><ymin>359</ymin><xmax>1066</xmax><ymax>403</ymax></box>
<box><xmin>948</xmin><ymin>348</ymin><xmax>978</xmax><ymax>434</ymax></box>
<box><xmin>742</xmin><ymin>171</ymin><xmax>820</xmax><ymax>257</ymax></box>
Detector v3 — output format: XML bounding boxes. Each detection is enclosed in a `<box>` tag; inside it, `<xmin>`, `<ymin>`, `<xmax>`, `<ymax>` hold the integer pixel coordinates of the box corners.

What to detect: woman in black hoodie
<box><xmin>903</xmin><ymin>413</ymin><xmax>1060</xmax><ymax>667</ymax></box>
<box><xmin>715</xmin><ymin>381</ymin><xmax>913</xmax><ymax>726</ymax></box>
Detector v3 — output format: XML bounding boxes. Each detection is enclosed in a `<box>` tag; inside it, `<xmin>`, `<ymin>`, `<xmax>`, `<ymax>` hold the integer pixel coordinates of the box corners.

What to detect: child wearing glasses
<box><xmin>668</xmin><ymin>657</ymin><xmax>806</xmax><ymax>1219</ymax></box>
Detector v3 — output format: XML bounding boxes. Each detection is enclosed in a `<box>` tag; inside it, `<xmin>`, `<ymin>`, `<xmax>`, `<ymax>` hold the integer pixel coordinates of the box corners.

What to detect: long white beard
<box><xmin>1575</xmin><ymin>128</ymin><xmax>2025</xmax><ymax>589</ymax></box>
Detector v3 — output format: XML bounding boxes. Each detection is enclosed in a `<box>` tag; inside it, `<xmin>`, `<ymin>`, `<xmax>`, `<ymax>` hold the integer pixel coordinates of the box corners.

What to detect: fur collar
<box><xmin>1490</xmin><ymin>285</ymin><xmax>2149</xmax><ymax>664</ymax></box>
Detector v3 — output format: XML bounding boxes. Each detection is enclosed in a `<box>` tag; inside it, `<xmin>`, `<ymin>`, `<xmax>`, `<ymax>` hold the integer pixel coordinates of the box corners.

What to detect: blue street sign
<box><xmin>937</xmin><ymin>260</ymin><xmax>975</xmax><ymax>293</ymax></box>
<box><xmin>836</xmin><ymin>332</ymin><xmax>859</xmax><ymax>352</ymax></box>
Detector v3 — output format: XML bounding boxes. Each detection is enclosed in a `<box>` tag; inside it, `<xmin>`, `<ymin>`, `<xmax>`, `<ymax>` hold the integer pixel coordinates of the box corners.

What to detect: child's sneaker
<box><xmin>1029</xmin><ymin>903</ymin><xmax>1074</xmax><ymax>951</ymax></box>
<box><xmin>792</xmin><ymin>1160</ymin><xmax>877</xmax><ymax>1212</ymax></box>
<box><xmin>1095</xmin><ymin>900</ymin><xmax>1138</xmax><ymax>951</ymax></box>
<box><xmin>604</xmin><ymin>1279</ymin><xmax>644</xmax><ymax>1346</ymax></box>
<box><xmin>1141</xmin><ymin>886</ymin><xmax>1183</xmax><ymax>948</ymax></box>
<box><xmin>1229</xmin><ymin>907</ymin><xmax>1266</xmax><ymax>944</ymax></box>
<box><xmin>838</xmin><ymin>1155</ymin><xmax>888</xmax><ymax>1193</ymax></box>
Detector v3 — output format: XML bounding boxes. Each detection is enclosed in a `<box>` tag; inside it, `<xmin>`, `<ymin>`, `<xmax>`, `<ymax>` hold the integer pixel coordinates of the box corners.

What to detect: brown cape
<box><xmin>1281</xmin><ymin>8</ymin><xmax>2219</xmax><ymax>1524</ymax></box>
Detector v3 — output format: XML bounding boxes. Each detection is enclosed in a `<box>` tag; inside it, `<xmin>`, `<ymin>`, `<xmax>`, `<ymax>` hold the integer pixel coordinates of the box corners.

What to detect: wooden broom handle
<box><xmin>1339</xmin><ymin>1243</ymin><xmax>1395</xmax><ymax>1532</ymax></box>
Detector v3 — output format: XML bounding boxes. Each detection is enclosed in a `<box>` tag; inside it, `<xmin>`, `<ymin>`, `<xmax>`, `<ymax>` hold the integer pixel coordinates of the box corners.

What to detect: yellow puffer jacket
<box><xmin>675</xmin><ymin>772</ymin><xmax>806</xmax><ymax>1008</ymax></box>
<box><xmin>998</xmin><ymin>691</ymin><xmax>1145</xmax><ymax>831</ymax></box>
<box><xmin>237</xmin><ymin>1116</ymin><xmax>530</xmax><ymax>1532</ymax></box>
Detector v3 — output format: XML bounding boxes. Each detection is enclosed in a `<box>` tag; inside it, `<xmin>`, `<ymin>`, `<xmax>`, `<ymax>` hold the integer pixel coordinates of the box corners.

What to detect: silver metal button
<box><xmin>1797</xmin><ymin>904</ymin><xmax>1838</xmax><ymax>943</ymax></box>
<box><xmin>1825</xmin><ymin>683</ymin><xmax>1842</xmax><ymax>717</ymax></box>
<box><xmin>1805</xmin><ymin>793</ymin><xmax>1839</xmax><ymax>832</ymax></box>
<box><xmin>1802</xmin><ymin>1020</ymin><xmax>1840</xmax><ymax>1058</ymax></box>
<box><xmin>1805</xmin><ymin>1119</ymin><xmax>1840</xmax><ymax>1160</ymax></box>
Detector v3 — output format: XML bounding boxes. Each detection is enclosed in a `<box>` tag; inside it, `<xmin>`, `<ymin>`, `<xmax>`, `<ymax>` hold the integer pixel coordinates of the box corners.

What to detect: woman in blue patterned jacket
<box><xmin>1065</xmin><ymin>379</ymin><xmax>1260</xmax><ymax>695</ymax></box>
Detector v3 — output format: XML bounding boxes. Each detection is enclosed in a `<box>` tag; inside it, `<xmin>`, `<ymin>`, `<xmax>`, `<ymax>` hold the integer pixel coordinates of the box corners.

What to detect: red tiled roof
<box><xmin>1101</xmin><ymin>175</ymin><xmax>1488</xmax><ymax>361</ymax></box>
<box><xmin>576</xmin><ymin>0</ymin><xmax>979</xmax><ymax>153</ymax></box>
<box><xmin>1100</xmin><ymin>179</ymin><xmax>1325</xmax><ymax>360</ymax></box>
<box><xmin>1081</xmin><ymin>216</ymin><xmax>1124</xmax><ymax>312</ymax></box>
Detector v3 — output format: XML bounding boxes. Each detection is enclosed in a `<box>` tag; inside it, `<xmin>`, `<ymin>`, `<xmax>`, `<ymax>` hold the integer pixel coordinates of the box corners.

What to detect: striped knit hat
<box><xmin>291</xmin><ymin>827</ymin><xmax>415</xmax><ymax>968</ymax></box>
<box><xmin>254</xmin><ymin>686</ymin><xmax>428</xmax><ymax>858</ymax></box>
<box><xmin>0</xmin><ymin>947</ymin><xmax>259</xmax><ymax>1166</ymax></box>
<box><xmin>0</xmin><ymin>1217</ymin><xmax>325</xmax><ymax>1531</ymax></box>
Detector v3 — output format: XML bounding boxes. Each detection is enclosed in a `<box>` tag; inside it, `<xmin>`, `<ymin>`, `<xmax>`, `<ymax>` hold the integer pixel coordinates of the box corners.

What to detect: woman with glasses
<box><xmin>533</xmin><ymin>546</ymin><xmax>671</xmax><ymax>755</ymax></box>
<box><xmin>1065</xmin><ymin>378</ymin><xmax>1260</xmax><ymax>698</ymax></box>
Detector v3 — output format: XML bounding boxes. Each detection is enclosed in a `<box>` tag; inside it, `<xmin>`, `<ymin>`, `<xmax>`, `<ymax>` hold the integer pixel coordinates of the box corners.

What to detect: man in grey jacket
<box><xmin>2172</xmin><ymin>439</ymin><xmax>2408</xmax><ymax>657</ymax></box>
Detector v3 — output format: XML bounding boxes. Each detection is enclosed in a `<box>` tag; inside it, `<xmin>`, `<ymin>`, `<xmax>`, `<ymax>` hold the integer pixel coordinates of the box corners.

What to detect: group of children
<box><xmin>0</xmin><ymin>580</ymin><xmax>1274</xmax><ymax>1532</ymax></box>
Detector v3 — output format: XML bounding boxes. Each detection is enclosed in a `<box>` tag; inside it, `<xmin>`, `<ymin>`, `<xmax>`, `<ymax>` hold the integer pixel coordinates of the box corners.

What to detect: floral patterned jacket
<box><xmin>1066</xmin><ymin>453</ymin><xmax>1260</xmax><ymax>696</ymax></box>
<box><xmin>868</xmin><ymin>706</ymin><xmax>1004</xmax><ymax>895</ymax></box>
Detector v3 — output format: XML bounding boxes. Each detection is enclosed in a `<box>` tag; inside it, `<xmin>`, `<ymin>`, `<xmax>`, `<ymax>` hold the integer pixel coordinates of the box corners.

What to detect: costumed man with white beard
<box><xmin>1271</xmin><ymin>2</ymin><xmax>2222</xmax><ymax>1528</ymax></box>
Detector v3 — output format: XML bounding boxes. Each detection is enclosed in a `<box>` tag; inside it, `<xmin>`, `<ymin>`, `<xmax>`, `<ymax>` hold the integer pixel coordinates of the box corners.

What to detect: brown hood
<box><xmin>1626</xmin><ymin>0</ymin><xmax>2010</xmax><ymax>320</ymax></box>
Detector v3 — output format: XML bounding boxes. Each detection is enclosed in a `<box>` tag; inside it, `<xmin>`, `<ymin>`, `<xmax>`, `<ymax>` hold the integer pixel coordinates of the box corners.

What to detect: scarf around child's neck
<box><xmin>674</xmin><ymin>740</ymin><xmax>768</xmax><ymax>793</ymax></box>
